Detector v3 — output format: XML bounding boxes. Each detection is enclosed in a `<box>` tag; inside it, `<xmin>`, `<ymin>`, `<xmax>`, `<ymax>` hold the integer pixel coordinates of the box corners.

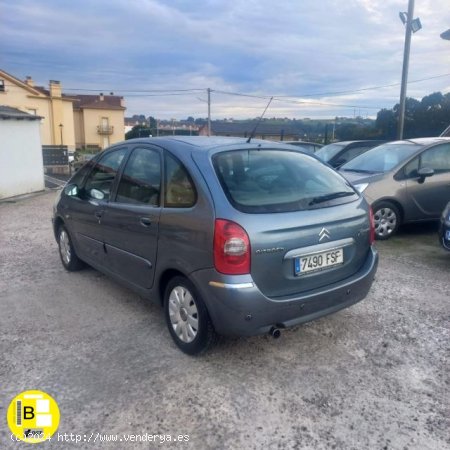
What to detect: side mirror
<box><xmin>89</xmin><ymin>188</ymin><xmax>105</xmax><ymax>200</ymax></box>
<box><xmin>63</xmin><ymin>184</ymin><xmax>79</xmax><ymax>197</ymax></box>
<box><xmin>417</xmin><ymin>167</ymin><xmax>434</xmax><ymax>183</ymax></box>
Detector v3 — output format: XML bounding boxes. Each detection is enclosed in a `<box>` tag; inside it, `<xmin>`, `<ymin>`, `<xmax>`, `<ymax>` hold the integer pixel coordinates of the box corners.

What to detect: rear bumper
<box><xmin>190</xmin><ymin>246</ymin><xmax>378</xmax><ymax>336</ymax></box>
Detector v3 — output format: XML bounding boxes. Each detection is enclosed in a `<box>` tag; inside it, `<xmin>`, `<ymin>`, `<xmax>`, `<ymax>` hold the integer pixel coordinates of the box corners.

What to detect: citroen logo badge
<box><xmin>319</xmin><ymin>227</ymin><xmax>331</xmax><ymax>242</ymax></box>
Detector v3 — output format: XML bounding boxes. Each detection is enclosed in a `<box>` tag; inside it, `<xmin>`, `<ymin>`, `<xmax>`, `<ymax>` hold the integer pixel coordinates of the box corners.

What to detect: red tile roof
<box><xmin>70</xmin><ymin>94</ymin><xmax>125</xmax><ymax>110</ymax></box>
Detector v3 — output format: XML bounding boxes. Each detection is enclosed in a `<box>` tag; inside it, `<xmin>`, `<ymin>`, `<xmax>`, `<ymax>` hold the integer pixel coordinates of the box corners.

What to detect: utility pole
<box><xmin>398</xmin><ymin>0</ymin><xmax>415</xmax><ymax>139</ymax></box>
<box><xmin>207</xmin><ymin>88</ymin><xmax>211</xmax><ymax>137</ymax></box>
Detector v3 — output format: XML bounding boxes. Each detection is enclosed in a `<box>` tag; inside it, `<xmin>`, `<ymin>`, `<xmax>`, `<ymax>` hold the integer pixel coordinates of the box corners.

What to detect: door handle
<box><xmin>94</xmin><ymin>210</ymin><xmax>104</xmax><ymax>219</ymax></box>
<box><xmin>140</xmin><ymin>217</ymin><xmax>152</xmax><ymax>227</ymax></box>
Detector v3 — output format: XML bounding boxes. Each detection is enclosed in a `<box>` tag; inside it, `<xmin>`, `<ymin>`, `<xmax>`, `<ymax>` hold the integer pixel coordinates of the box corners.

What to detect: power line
<box><xmin>64</xmin><ymin>72</ymin><xmax>450</xmax><ymax>97</ymax></box>
<box><xmin>264</xmin><ymin>73</ymin><xmax>450</xmax><ymax>98</ymax></box>
<box><xmin>212</xmin><ymin>89</ymin><xmax>383</xmax><ymax>109</ymax></box>
<box><xmin>124</xmin><ymin>92</ymin><xmax>203</xmax><ymax>97</ymax></box>
<box><xmin>64</xmin><ymin>88</ymin><xmax>206</xmax><ymax>93</ymax></box>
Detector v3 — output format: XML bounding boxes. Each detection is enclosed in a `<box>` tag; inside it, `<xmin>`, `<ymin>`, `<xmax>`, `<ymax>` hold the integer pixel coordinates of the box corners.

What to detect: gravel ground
<box><xmin>0</xmin><ymin>190</ymin><xmax>448</xmax><ymax>450</ymax></box>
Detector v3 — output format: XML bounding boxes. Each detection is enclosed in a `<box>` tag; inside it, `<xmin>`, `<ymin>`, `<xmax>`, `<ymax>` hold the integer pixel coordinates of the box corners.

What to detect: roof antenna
<box><xmin>246</xmin><ymin>96</ymin><xmax>273</xmax><ymax>143</ymax></box>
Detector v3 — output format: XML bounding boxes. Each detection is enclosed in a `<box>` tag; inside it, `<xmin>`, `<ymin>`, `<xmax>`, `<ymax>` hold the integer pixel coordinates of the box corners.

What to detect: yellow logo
<box><xmin>7</xmin><ymin>390</ymin><xmax>60</xmax><ymax>444</ymax></box>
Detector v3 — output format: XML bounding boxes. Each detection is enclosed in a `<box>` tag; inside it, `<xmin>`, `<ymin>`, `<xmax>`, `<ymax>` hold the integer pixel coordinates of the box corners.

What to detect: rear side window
<box><xmin>213</xmin><ymin>149</ymin><xmax>357</xmax><ymax>213</ymax></box>
<box><xmin>164</xmin><ymin>152</ymin><xmax>196</xmax><ymax>208</ymax></box>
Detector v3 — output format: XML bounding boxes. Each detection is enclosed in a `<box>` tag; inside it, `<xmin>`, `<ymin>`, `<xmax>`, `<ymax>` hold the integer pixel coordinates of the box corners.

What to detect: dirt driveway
<box><xmin>0</xmin><ymin>190</ymin><xmax>448</xmax><ymax>449</ymax></box>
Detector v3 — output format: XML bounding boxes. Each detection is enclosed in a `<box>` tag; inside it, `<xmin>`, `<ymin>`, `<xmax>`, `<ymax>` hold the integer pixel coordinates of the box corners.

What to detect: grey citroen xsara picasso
<box><xmin>53</xmin><ymin>137</ymin><xmax>378</xmax><ymax>354</ymax></box>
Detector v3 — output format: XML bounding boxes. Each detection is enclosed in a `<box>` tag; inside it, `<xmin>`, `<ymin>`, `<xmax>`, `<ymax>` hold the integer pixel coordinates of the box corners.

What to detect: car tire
<box><xmin>373</xmin><ymin>201</ymin><xmax>401</xmax><ymax>240</ymax></box>
<box><xmin>164</xmin><ymin>276</ymin><xmax>218</xmax><ymax>355</ymax></box>
<box><xmin>58</xmin><ymin>225</ymin><xmax>85</xmax><ymax>271</ymax></box>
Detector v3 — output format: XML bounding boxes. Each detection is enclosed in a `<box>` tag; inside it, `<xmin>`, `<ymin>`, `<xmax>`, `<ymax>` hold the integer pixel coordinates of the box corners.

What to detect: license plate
<box><xmin>295</xmin><ymin>248</ymin><xmax>344</xmax><ymax>275</ymax></box>
<box><xmin>446</xmin><ymin>230</ymin><xmax>450</xmax><ymax>240</ymax></box>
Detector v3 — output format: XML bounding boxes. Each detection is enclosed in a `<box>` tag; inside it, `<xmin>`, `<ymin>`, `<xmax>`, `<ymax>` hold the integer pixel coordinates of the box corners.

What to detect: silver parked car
<box><xmin>340</xmin><ymin>137</ymin><xmax>450</xmax><ymax>240</ymax></box>
<box><xmin>53</xmin><ymin>137</ymin><xmax>378</xmax><ymax>354</ymax></box>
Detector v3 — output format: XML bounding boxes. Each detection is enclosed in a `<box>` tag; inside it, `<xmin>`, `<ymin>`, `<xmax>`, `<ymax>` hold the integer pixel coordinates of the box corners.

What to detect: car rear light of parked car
<box><xmin>214</xmin><ymin>219</ymin><xmax>251</xmax><ymax>275</ymax></box>
<box><xmin>369</xmin><ymin>207</ymin><xmax>375</xmax><ymax>245</ymax></box>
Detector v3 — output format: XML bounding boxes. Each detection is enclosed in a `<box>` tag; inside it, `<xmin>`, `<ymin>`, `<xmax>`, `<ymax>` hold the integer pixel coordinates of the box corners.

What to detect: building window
<box><xmin>0</xmin><ymin>80</ymin><xmax>5</xmax><ymax>92</ymax></box>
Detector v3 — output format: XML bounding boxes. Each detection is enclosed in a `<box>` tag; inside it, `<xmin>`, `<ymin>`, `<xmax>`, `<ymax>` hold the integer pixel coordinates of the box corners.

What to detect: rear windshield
<box><xmin>213</xmin><ymin>149</ymin><xmax>357</xmax><ymax>213</ymax></box>
<box><xmin>316</xmin><ymin>143</ymin><xmax>345</xmax><ymax>162</ymax></box>
<box><xmin>341</xmin><ymin>142</ymin><xmax>421</xmax><ymax>173</ymax></box>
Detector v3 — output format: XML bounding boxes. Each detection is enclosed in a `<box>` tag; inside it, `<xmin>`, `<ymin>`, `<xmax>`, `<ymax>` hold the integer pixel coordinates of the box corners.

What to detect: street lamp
<box><xmin>397</xmin><ymin>0</ymin><xmax>422</xmax><ymax>139</ymax></box>
<box><xmin>59</xmin><ymin>123</ymin><xmax>64</xmax><ymax>147</ymax></box>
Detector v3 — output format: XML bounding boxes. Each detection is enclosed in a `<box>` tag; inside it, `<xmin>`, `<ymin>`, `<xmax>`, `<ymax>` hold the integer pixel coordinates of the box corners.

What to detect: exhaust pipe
<box><xmin>269</xmin><ymin>327</ymin><xmax>281</xmax><ymax>339</ymax></box>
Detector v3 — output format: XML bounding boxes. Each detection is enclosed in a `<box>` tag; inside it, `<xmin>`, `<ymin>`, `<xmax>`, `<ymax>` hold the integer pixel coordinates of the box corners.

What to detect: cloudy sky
<box><xmin>1</xmin><ymin>0</ymin><xmax>449</xmax><ymax>119</ymax></box>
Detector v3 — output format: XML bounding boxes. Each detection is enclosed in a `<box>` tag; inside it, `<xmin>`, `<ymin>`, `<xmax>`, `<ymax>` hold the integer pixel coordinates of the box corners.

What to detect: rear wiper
<box><xmin>309</xmin><ymin>191</ymin><xmax>355</xmax><ymax>205</ymax></box>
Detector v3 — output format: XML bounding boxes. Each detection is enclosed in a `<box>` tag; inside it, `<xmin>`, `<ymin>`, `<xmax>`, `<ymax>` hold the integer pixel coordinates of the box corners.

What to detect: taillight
<box><xmin>214</xmin><ymin>219</ymin><xmax>250</xmax><ymax>275</ymax></box>
<box><xmin>369</xmin><ymin>207</ymin><xmax>375</xmax><ymax>245</ymax></box>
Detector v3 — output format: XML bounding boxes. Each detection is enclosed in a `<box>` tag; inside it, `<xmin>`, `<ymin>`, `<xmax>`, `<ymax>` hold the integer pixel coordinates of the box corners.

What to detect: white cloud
<box><xmin>1</xmin><ymin>0</ymin><xmax>449</xmax><ymax>118</ymax></box>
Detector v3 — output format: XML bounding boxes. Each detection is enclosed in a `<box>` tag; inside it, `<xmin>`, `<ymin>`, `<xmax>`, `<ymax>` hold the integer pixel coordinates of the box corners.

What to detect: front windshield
<box><xmin>213</xmin><ymin>149</ymin><xmax>357</xmax><ymax>213</ymax></box>
<box><xmin>341</xmin><ymin>142</ymin><xmax>421</xmax><ymax>173</ymax></box>
<box><xmin>316</xmin><ymin>143</ymin><xmax>345</xmax><ymax>162</ymax></box>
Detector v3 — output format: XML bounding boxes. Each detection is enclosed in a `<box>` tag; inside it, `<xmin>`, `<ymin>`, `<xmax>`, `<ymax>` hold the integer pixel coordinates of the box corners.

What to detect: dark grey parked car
<box><xmin>316</xmin><ymin>140</ymin><xmax>385</xmax><ymax>168</ymax></box>
<box><xmin>438</xmin><ymin>201</ymin><xmax>450</xmax><ymax>251</ymax></box>
<box><xmin>340</xmin><ymin>138</ymin><xmax>450</xmax><ymax>240</ymax></box>
<box><xmin>53</xmin><ymin>137</ymin><xmax>378</xmax><ymax>354</ymax></box>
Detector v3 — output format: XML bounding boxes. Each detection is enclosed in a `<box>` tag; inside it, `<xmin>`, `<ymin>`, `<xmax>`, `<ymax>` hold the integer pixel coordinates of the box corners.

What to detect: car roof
<box><xmin>326</xmin><ymin>140</ymin><xmax>385</xmax><ymax>146</ymax></box>
<box><xmin>284</xmin><ymin>140</ymin><xmax>321</xmax><ymax>145</ymax></box>
<box><xmin>110</xmin><ymin>136</ymin><xmax>304</xmax><ymax>154</ymax></box>
<box><xmin>385</xmin><ymin>137</ymin><xmax>450</xmax><ymax>146</ymax></box>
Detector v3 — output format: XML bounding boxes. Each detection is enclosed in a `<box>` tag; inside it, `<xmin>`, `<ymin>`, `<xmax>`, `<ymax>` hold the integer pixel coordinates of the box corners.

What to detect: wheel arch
<box><xmin>53</xmin><ymin>215</ymin><xmax>65</xmax><ymax>240</ymax></box>
<box><xmin>158</xmin><ymin>268</ymin><xmax>188</xmax><ymax>305</ymax></box>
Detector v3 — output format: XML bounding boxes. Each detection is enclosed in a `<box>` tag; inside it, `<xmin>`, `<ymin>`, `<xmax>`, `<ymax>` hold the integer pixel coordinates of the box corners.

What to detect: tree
<box><xmin>148</xmin><ymin>116</ymin><xmax>157</xmax><ymax>136</ymax></box>
<box><xmin>376</xmin><ymin>108</ymin><xmax>397</xmax><ymax>140</ymax></box>
<box><xmin>415</xmin><ymin>92</ymin><xmax>448</xmax><ymax>136</ymax></box>
<box><xmin>375</xmin><ymin>91</ymin><xmax>450</xmax><ymax>139</ymax></box>
<box><xmin>125</xmin><ymin>124</ymin><xmax>152</xmax><ymax>140</ymax></box>
<box><xmin>336</xmin><ymin>123</ymin><xmax>379</xmax><ymax>141</ymax></box>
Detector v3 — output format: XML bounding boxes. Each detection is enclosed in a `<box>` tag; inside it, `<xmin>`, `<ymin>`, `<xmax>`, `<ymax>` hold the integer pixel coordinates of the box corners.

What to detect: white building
<box><xmin>0</xmin><ymin>106</ymin><xmax>45</xmax><ymax>199</ymax></box>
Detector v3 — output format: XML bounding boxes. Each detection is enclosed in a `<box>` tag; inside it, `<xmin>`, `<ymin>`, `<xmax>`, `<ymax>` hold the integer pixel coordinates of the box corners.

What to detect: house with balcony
<box><xmin>0</xmin><ymin>69</ymin><xmax>126</xmax><ymax>152</ymax></box>
<box><xmin>71</xmin><ymin>93</ymin><xmax>126</xmax><ymax>151</ymax></box>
